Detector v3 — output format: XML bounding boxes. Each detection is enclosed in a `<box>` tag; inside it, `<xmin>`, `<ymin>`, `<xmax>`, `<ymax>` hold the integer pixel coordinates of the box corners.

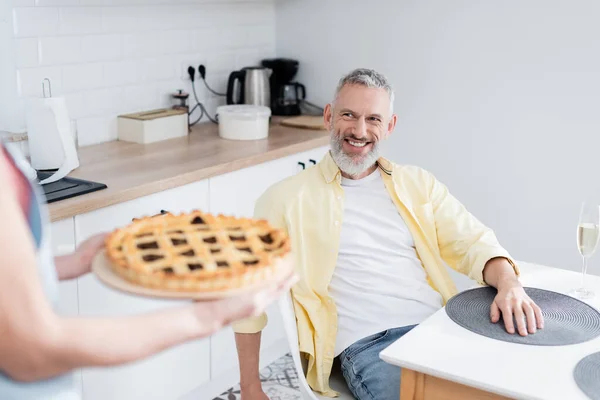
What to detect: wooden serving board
<box><xmin>91</xmin><ymin>250</ymin><xmax>294</xmax><ymax>301</ymax></box>
<box><xmin>280</xmin><ymin>115</ymin><xmax>326</xmax><ymax>130</ymax></box>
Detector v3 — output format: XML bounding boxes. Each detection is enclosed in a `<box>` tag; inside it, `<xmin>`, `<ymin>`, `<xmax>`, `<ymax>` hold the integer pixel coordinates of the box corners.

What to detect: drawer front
<box><xmin>75</xmin><ymin>180</ymin><xmax>211</xmax><ymax>400</ymax></box>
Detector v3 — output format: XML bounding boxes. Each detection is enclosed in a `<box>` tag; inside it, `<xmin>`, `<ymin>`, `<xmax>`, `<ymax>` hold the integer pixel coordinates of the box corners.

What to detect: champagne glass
<box><xmin>569</xmin><ymin>201</ymin><xmax>600</xmax><ymax>299</ymax></box>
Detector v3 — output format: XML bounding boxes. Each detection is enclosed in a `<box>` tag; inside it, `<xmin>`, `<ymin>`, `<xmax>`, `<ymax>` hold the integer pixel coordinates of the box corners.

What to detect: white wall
<box><xmin>275</xmin><ymin>0</ymin><xmax>600</xmax><ymax>275</ymax></box>
<box><xmin>0</xmin><ymin>0</ymin><xmax>23</xmax><ymax>134</ymax></box>
<box><xmin>2</xmin><ymin>0</ymin><xmax>275</xmax><ymax>145</ymax></box>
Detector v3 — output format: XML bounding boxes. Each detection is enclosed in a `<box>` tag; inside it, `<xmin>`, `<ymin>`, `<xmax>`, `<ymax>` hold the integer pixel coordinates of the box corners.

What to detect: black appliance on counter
<box><xmin>261</xmin><ymin>58</ymin><xmax>306</xmax><ymax>116</ymax></box>
<box><xmin>37</xmin><ymin>171</ymin><xmax>107</xmax><ymax>203</ymax></box>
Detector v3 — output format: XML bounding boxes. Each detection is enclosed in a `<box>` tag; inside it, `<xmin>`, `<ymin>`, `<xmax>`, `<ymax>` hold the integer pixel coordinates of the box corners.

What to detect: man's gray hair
<box><xmin>333</xmin><ymin>68</ymin><xmax>395</xmax><ymax>113</ymax></box>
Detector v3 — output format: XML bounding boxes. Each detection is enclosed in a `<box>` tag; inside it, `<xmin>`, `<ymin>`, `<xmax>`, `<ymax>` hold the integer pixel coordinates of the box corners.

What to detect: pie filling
<box><xmin>105</xmin><ymin>210</ymin><xmax>291</xmax><ymax>291</ymax></box>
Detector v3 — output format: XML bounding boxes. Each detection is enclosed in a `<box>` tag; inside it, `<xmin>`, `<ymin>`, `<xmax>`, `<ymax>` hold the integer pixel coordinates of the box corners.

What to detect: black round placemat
<box><xmin>445</xmin><ymin>286</ymin><xmax>600</xmax><ymax>345</ymax></box>
<box><xmin>574</xmin><ymin>352</ymin><xmax>600</xmax><ymax>400</ymax></box>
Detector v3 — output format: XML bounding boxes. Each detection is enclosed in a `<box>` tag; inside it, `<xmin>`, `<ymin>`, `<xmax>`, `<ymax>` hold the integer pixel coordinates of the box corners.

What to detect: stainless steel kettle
<box><xmin>226</xmin><ymin>66</ymin><xmax>271</xmax><ymax>107</ymax></box>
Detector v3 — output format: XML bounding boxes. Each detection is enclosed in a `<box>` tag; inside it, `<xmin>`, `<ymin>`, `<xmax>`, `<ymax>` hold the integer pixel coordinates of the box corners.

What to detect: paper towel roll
<box><xmin>26</xmin><ymin>96</ymin><xmax>79</xmax><ymax>184</ymax></box>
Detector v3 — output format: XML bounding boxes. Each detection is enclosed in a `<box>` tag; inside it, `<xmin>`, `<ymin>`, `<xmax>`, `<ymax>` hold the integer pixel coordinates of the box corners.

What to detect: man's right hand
<box><xmin>241</xmin><ymin>383</ymin><xmax>269</xmax><ymax>399</ymax></box>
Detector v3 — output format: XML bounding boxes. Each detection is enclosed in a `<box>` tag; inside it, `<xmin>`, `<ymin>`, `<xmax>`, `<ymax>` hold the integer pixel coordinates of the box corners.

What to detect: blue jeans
<box><xmin>339</xmin><ymin>325</ymin><xmax>417</xmax><ymax>400</ymax></box>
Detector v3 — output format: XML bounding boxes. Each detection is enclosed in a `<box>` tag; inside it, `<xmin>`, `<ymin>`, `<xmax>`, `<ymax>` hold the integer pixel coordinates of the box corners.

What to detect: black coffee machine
<box><xmin>261</xmin><ymin>58</ymin><xmax>306</xmax><ymax>116</ymax></box>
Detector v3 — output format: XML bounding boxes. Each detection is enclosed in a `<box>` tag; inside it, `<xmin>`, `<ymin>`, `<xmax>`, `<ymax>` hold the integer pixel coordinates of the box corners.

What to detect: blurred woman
<box><xmin>0</xmin><ymin>141</ymin><xmax>295</xmax><ymax>399</ymax></box>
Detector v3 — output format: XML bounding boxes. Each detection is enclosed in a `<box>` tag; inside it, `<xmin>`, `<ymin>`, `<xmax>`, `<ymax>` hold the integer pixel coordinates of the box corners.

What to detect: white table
<box><xmin>379</xmin><ymin>262</ymin><xmax>600</xmax><ymax>400</ymax></box>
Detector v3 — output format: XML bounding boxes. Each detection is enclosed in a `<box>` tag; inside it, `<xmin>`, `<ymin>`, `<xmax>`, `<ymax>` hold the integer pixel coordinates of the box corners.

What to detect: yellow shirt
<box><xmin>232</xmin><ymin>151</ymin><xmax>518</xmax><ymax>397</ymax></box>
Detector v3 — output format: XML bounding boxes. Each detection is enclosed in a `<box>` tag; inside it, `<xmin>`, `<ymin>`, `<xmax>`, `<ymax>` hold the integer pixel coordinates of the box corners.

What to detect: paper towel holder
<box><xmin>26</xmin><ymin>78</ymin><xmax>80</xmax><ymax>184</ymax></box>
<box><xmin>42</xmin><ymin>78</ymin><xmax>52</xmax><ymax>98</ymax></box>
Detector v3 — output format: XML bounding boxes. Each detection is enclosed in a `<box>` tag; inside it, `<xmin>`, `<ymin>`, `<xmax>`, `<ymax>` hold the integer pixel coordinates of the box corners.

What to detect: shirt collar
<box><xmin>319</xmin><ymin>149</ymin><xmax>394</xmax><ymax>184</ymax></box>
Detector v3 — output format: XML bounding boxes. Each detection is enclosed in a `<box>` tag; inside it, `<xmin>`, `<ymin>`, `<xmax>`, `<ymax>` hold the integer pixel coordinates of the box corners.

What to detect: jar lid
<box><xmin>216</xmin><ymin>105</ymin><xmax>272</xmax><ymax>119</ymax></box>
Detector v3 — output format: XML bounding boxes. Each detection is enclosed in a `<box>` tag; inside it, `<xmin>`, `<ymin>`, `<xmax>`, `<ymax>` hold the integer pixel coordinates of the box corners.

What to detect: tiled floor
<box><xmin>213</xmin><ymin>353</ymin><xmax>302</xmax><ymax>400</ymax></box>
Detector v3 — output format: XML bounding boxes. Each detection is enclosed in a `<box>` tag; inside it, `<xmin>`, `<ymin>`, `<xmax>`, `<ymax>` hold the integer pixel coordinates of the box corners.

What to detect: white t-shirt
<box><xmin>329</xmin><ymin>169</ymin><xmax>444</xmax><ymax>356</ymax></box>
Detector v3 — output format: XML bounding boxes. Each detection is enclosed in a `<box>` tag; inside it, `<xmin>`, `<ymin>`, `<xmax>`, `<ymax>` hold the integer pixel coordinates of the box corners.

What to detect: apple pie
<box><xmin>104</xmin><ymin>210</ymin><xmax>292</xmax><ymax>292</ymax></box>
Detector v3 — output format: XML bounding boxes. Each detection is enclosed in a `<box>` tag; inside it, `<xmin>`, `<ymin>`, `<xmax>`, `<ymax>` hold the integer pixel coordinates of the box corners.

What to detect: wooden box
<box><xmin>117</xmin><ymin>108</ymin><xmax>188</xmax><ymax>144</ymax></box>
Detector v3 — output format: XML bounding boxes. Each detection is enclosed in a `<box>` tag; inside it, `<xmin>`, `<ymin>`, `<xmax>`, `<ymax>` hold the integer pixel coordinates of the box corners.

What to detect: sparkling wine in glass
<box><xmin>570</xmin><ymin>201</ymin><xmax>600</xmax><ymax>299</ymax></box>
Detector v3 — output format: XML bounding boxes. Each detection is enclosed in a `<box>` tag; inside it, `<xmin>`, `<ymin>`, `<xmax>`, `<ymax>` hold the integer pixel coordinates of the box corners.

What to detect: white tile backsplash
<box><xmin>160</xmin><ymin>30</ymin><xmax>196</xmax><ymax>55</ymax></box>
<box><xmin>122</xmin><ymin>31</ymin><xmax>165</xmax><ymax>58</ymax></box>
<box><xmin>119</xmin><ymin>83</ymin><xmax>159</xmax><ymax>113</ymax></box>
<box><xmin>140</xmin><ymin>56</ymin><xmax>177</xmax><ymax>82</ymax></box>
<box><xmin>234</xmin><ymin>48</ymin><xmax>262</xmax><ymax>70</ymax></box>
<box><xmin>103</xmin><ymin>60</ymin><xmax>140</xmax><ymax>86</ymax></box>
<box><xmin>63</xmin><ymin>92</ymin><xmax>85</xmax><ymax>119</ymax></box>
<box><xmin>13</xmin><ymin>7</ymin><xmax>60</xmax><ymax>37</ymax></box>
<box><xmin>77</xmin><ymin>0</ymin><xmax>105</xmax><ymax>5</ymax></box>
<box><xmin>82</xmin><ymin>34</ymin><xmax>123</xmax><ymax>62</ymax></box>
<box><xmin>205</xmin><ymin>72</ymin><xmax>229</xmax><ymax>99</ymax></box>
<box><xmin>17</xmin><ymin>66</ymin><xmax>63</xmax><ymax>97</ymax></box>
<box><xmin>59</xmin><ymin>7</ymin><xmax>103</xmax><ymax>35</ymax></box>
<box><xmin>100</xmin><ymin>6</ymin><xmax>142</xmax><ymax>33</ymax></box>
<box><xmin>15</xmin><ymin>38</ymin><xmax>39</xmax><ymax>68</ymax></box>
<box><xmin>39</xmin><ymin>36</ymin><xmax>83</xmax><ymax>65</ymax></box>
<box><xmin>82</xmin><ymin>87</ymin><xmax>122</xmax><ymax>117</ymax></box>
<box><xmin>9</xmin><ymin>0</ymin><xmax>275</xmax><ymax>145</ymax></box>
<box><xmin>62</xmin><ymin>63</ymin><xmax>104</xmax><ymax>92</ymax></box>
<box><xmin>206</xmin><ymin>52</ymin><xmax>238</xmax><ymax>74</ymax></box>
<box><xmin>246</xmin><ymin>25</ymin><xmax>274</xmax><ymax>46</ymax></box>
<box><xmin>76</xmin><ymin>115</ymin><xmax>117</xmax><ymax>146</ymax></box>
<box><xmin>36</xmin><ymin>0</ymin><xmax>80</xmax><ymax>6</ymax></box>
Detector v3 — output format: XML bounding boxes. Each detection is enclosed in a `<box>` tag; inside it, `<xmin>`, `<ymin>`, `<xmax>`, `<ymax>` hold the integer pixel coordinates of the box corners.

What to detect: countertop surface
<box><xmin>379</xmin><ymin>262</ymin><xmax>599</xmax><ymax>400</ymax></box>
<box><xmin>47</xmin><ymin>119</ymin><xmax>329</xmax><ymax>222</ymax></box>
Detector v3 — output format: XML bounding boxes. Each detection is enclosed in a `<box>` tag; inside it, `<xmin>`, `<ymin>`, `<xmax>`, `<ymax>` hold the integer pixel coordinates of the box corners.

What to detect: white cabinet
<box><xmin>50</xmin><ymin>217</ymin><xmax>83</xmax><ymax>398</ymax></box>
<box><xmin>207</xmin><ymin>155</ymin><xmax>297</xmax><ymax>381</ymax></box>
<box><xmin>208</xmin><ymin>155</ymin><xmax>296</xmax><ymax>218</ymax></box>
<box><xmin>50</xmin><ymin>217</ymin><xmax>78</xmax><ymax>317</ymax></box>
<box><xmin>293</xmin><ymin>145</ymin><xmax>329</xmax><ymax>174</ymax></box>
<box><xmin>75</xmin><ymin>180</ymin><xmax>211</xmax><ymax>400</ymax></box>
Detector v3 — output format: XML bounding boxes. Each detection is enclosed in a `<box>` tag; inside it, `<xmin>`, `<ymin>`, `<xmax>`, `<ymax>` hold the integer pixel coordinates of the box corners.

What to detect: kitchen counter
<box><xmin>47</xmin><ymin>119</ymin><xmax>329</xmax><ymax>222</ymax></box>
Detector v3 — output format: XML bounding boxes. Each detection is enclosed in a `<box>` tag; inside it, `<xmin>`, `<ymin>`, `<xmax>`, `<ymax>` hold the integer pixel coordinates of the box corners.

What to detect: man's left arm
<box><xmin>426</xmin><ymin>171</ymin><xmax>544</xmax><ymax>336</ymax></box>
<box><xmin>482</xmin><ymin>257</ymin><xmax>544</xmax><ymax>335</ymax></box>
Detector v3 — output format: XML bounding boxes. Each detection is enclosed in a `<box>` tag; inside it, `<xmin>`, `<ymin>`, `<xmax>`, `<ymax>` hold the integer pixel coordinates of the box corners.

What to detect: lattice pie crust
<box><xmin>105</xmin><ymin>210</ymin><xmax>292</xmax><ymax>292</ymax></box>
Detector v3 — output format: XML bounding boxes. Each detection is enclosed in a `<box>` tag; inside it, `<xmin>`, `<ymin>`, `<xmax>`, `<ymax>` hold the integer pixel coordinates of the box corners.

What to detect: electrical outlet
<box><xmin>177</xmin><ymin>56</ymin><xmax>207</xmax><ymax>81</ymax></box>
<box><xmin>187</xmin><ymin>66</ymin><xmax>195</xmax><ymax>82</ymax></box>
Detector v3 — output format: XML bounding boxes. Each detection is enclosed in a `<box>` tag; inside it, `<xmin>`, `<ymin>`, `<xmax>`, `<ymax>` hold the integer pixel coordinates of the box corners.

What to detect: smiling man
<box><xmin>232</xmin><ymin>68</ymin><xmax>544</xmax><ymax>400</ymax></box>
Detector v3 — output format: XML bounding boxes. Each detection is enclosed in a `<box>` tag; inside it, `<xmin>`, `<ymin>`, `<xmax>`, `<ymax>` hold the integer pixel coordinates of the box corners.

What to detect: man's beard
<box><xmin>329</xmin><ymin>131</ymin><xmax>380</xmax><ymax>178</ymax></box>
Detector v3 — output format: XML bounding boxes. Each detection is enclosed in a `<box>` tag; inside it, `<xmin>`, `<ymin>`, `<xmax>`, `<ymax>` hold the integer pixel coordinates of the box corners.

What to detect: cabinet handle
<box><xmin>309</xmin><ymin>159</ymin><xmax>316</xmax><ymax>165</ymax></box>
<box><xmin>298</xmin><ymin>162</ymin><xmax>305</xmax><ymax>169</ymax></box>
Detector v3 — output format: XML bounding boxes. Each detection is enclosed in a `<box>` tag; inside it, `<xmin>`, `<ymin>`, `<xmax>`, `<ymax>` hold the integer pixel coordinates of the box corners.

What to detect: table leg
<box><xmin>399</xmin><ymin>368</ymin><xmax>513</xmax><ymax>400</ymax></box>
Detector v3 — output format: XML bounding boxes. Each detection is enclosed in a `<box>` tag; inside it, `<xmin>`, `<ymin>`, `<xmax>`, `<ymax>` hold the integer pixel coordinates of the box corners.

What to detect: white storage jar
<box><xmin>216</xmin><ymin>105</ymin><xmax>271</xmax><ymax>140</ymax></box>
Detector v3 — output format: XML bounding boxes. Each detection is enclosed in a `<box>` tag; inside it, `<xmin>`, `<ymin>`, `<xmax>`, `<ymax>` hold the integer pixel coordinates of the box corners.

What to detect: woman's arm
<box><xmin>2</xmin><ymin>302</ymin><xmax>203</xmax><ymax>382</ymax></box>
<box><xmin>54</xmin><ymin>254</ymin><xmax>80</xmax><ymax>280</ymax></box>
<box><xmin>54</xmin><ymin>233</ymin><xmax>106</xmax><ymax>281</ymax></box>
<box><xmin>0</xmin><ymin>160</ymin><xmax>202</xmax><ymax>381</ymax></box>
<box><xmin>0</xmin><ymin>156</ymin><xmax>295</xmax><ymax>383</ymax></box>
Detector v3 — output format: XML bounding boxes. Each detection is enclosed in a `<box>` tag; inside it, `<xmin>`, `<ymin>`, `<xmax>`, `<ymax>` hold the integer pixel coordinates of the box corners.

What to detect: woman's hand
<box><xmin>191</xmin><ymin>272</ymin><xmax>298</xmax><ymax>337</ymax></box>
<box><xmin>55</xmin><ymin>233</ymin><xmax>107</xmax><ymax>280</ymax></box>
